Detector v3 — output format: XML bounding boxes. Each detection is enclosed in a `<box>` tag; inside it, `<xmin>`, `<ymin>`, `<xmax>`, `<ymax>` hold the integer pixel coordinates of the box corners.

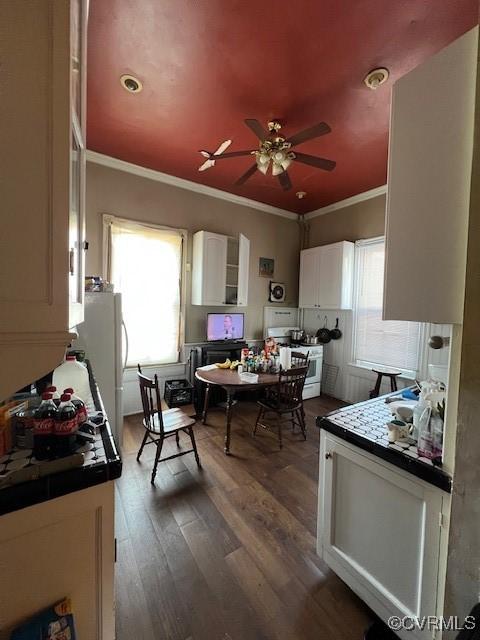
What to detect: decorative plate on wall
<box><xmin>269</xmin><ymin>281</ymin><xmax>286</xmax><ymax>303</ymax></box>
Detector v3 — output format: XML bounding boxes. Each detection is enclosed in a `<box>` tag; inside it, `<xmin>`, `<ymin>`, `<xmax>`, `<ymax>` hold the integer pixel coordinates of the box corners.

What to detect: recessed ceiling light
<box><xmin>364</xmin><ymin>68</ymin><xmax>389</xmax><ymax>90</ymax></box>
<box><xmin>120</xmin><ymin>74</ymin><xmax>143</xmax><ymax>93</ymax></box>
<box><xmin>296</xmin><ymin>191</ymin><xmax>307</xmax><ymax>199</ymax></box>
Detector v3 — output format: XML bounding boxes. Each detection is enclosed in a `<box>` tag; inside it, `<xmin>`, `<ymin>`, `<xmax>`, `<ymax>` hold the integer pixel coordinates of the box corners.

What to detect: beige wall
<box><xmin>306</xmin><ymin>194</ymin><xmax>386</xmax><ymax>248</ymax></box>
<box><xmin>85</xmin><ymin>162</ymin><xmax>300</xmax><ymax>342</ymax></box>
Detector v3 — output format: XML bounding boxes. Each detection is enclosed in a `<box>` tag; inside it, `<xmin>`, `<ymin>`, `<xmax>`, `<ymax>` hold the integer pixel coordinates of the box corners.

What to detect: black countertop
<box><xmin>317</xmin><ymin>393</ymin><xmax>452</xmax><ymax>493</ymax></box>
<box><xmin>0</xmin><ymin>361</ymin><xmax>122</xmax><ymax>517</ymax></box>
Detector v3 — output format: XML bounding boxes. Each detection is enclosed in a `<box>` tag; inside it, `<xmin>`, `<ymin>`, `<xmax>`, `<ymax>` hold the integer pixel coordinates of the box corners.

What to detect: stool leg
<box><xmin>391</xmin><ymin>376</ymin><xmax>398</xmax><ymax>393</ymax></box>
<box><xmin>369</xmin><ymin>373</ymin><xmax>382</xmax><ymax>399</ymax></box>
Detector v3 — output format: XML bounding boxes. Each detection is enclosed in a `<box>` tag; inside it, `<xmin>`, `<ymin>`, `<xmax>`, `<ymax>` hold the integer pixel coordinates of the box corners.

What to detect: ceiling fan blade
<box><xmin>210</xmin><ymin>150</ymin><xmax>255</xmax><ymax>160</ymax></box>
<box><xmin>244</xmin><ymin>119</ymin><xmax>269</xmax><ymax>141</ymax></box>
<box><xmin>198</xmin><ymin>159</ymin><xmax>215</xmax><ymax>172</ymax></box>
<box><xmin>213</xmin><ymin>139</ymin><xmax>232</xmax><ymax>155</ymax></box>
<box><xmin>235</xmin><ymin>163</ymin><xmax>258</xmax><ymax>186</ymax></box>
<box><xmin>277</xmin><ymin>171</ymin><xmax>292</xmax><ymax>191</ymax></box>
<box><xmin>293</xmin><ymin>152</ymin><xmax>336</xmax><ymax>171</ymax></box>
<box><xmin>287</xmin><ymin>122</ymin><xmax>331</xmax><ymax>147</ymax></box>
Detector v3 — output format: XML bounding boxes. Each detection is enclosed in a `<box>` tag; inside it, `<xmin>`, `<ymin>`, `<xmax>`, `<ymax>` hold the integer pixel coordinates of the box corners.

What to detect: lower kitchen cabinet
<box><xmin>0</xmin><ymin>482</ymin><xmax>115</xmax><ymax>640</ymax></box>
<box><xmin>317</xmin><ymin>432</ymin><xmax>450</xmax><ymax>640</ymax></box>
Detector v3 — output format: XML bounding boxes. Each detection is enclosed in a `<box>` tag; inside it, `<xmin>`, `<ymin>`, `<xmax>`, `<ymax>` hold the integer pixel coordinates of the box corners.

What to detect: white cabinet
<box><xmin>384</xmin><ymin>28</ymin><xmax>478</xmax><ymax>324</ymax></box>
<box><xmin>0</xmin><ymin>482</ymin><xmax>115</xmax><ymax>640</ymax></box>
<box><xmin>317</xmin><ymin>432</ymin><xmax>450</xmax><ymax>640</ymax></box>
<box><xmin>299</xmin><ymin>241</ymin><xmax>354</xmax><ymax>309</ymax></box>
<box><xmin>0</xmin><ymin>1</ymin><xmax>88</xmax><ymax>400</ymax></box>
<box><xmin>192</xmin><ymin>231</ymin><xmax>250</xmax><ymax>306</ymax></box>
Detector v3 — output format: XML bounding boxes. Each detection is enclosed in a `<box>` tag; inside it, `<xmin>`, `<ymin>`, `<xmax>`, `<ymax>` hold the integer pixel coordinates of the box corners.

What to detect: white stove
<box><xmin>266</xmin><ymin>327</ymin><xmax>323</xmax><ymax>399</ymax></box>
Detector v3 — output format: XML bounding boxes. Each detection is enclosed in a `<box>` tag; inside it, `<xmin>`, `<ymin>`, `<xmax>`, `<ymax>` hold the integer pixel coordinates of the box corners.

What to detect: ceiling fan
<box><xmin>198</xmin><ymin>119</ymin><xmax>336</xmax><ymax>191</ymax></box>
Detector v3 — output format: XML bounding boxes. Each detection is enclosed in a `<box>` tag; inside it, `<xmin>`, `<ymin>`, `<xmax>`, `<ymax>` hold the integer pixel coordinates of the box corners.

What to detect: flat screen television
<box><xmin>207</xmin><ymin>313</ymin><xmax>245</xmax><ymax>341</ymax></box>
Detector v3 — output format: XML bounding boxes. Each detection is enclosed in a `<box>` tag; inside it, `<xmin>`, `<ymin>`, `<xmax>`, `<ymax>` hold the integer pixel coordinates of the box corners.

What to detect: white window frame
<box><xmin>351</xmin><ymin>236</ymin><xmax>423</xmax><ymax>379</ymax></box>
<box><xmin>102</xmin><ymin>214</ymin><xmax>187</xmax><ymax>368</ymax></box>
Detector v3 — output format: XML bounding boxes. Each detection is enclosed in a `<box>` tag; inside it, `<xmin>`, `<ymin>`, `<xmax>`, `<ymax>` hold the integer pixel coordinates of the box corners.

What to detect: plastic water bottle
<box><xmin>53</xmin><ymin>355</ymin><xmax>91</xmax><ymax>405</ymax></box>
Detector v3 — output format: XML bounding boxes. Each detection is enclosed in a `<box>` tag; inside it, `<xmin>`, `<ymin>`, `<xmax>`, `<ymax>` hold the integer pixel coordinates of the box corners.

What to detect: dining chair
<box><xmin>137</xmin><ymin>367</ymin><xmax>201</xmax><ymax>484</ymax></box>
<box><xmin>290</xmin><ymin>351</ymin><xmax>310</xmax><ymax>431</ymax></box>
<box><xmin>253</xmin><ymin>365</ymin><xmax>309</xmax><ymax>448</ymax></box>
<box><xmin>291</xmin><ymin>350</ymin><xmax>309</xmax><ymax>367</ymax></box>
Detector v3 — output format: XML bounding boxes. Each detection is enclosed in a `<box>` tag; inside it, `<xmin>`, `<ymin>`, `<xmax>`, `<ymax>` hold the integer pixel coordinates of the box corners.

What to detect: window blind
<box><xmin>353</xmin><ymin>238</ymin><xmax>421</xmax><ymax>375</ymax></box>
<box><xmin>105</xmin><ymin>217</ymin><xmax>183</xmax><ymax>367</ymax></box>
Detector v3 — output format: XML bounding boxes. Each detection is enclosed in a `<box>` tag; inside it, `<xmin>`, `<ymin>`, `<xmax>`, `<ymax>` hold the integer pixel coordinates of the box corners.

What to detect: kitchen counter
<box><xmin>0</xmin><ymin>361</ymin><xmax>122</xmax><ymax>516</ymax></box>
<box><xmin>316</xmin><ymin>393</ymin><xmax>451</xmax><ymax>493</ymax></box>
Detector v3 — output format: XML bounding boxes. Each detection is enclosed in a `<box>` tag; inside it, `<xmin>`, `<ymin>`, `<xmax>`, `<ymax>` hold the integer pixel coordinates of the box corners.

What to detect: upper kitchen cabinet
<box><xmin>299</xmin><ymin>241</ymin><xmax>354</xmax><ymax>309</ymax></box>
<box><xmin>384</xmin><ymin>28</ymin><xmax>478</xmax><ymax>325</ymax></box>
<box><xmin>192</xmin><ymin>231</ymin><xmax>250</xmax><ymax>306</ymax></box>
<box><xmin>0</xmin><ymin>0</ymin><xmax>88</xmax><ymax>400</ymax></box>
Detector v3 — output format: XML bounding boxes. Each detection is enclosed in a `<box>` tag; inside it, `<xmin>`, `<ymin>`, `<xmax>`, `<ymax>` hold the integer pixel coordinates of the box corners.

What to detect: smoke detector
<box><xmin>120</xmin><ymin>74</ymin><xmax>143</xmax><ymax>93</ymax></box>
<box><xmin>364</xmin><ymin>68</ymin><xmax>389</xmax><ymax>90</ymax></box>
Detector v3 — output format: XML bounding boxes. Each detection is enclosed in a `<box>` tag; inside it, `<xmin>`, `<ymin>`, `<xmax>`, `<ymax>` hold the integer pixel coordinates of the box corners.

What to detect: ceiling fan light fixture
<box><xmin>257</xmin><ymin>151</ymin><xmax>270</xmax><ymax>165</ymax></box>
<box><xmin>257</xmin><ymin>161</ymin><xmax>269</xmax><ymax>175</ymax></box>
<box><xmin>271</xmin><ymin>162</ymin><xmax>284</xmax><ymax>176</ymax></box>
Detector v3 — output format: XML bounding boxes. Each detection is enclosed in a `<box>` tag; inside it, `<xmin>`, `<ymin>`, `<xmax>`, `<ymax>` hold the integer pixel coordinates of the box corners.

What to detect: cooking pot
<box><xmin>291</xmin><ymin>329</ymin><xmax>306</xmax><ymax>342</ymax></box>
<box><xmin>316</xmin><ymin>316</ymin><xmax>331</xmax><ymax>344</ymax></box>
<box><xmin>330</xmin><ymin>318</ymin><xmax>342</xmax><ymax>340</ymax></box>
<box><xmin>304</xmin><ymin>335</ymin><xmax>319</xmax><ymax>345</ymax></box>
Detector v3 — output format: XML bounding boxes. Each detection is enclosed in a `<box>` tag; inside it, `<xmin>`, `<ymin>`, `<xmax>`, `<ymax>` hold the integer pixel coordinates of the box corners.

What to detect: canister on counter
<box><xmin>13</xmin><ymin>409</ymin><xmax>36</xmax><ymax>449</ymax></box>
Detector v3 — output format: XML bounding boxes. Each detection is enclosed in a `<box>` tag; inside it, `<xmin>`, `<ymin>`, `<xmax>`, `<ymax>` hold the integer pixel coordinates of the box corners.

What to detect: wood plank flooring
<box><xmin>115</xmin><ymin>396</ymin><xmax>374</xmax><ymax>640</ymax></box>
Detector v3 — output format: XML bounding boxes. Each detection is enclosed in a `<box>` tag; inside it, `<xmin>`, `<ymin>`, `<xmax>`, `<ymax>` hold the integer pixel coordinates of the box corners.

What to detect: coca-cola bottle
<box><xmin>63</xmin><ymin>387</ymin><xmax>87</xmax><ymax>425</ymax></box>
<box><xmin>33</xmin><ymin>392</ymin><xmax>57</xmax><ymax>460</ymax></box>
<box><xmin>46</xmin><ymin>385</ymin><xmax>61</xmax><ymax>406</ymax></box>
<box><xmin>53</xmin><ymin>393</ymin><xmax>78</xmax><ymax>457</ymax></box>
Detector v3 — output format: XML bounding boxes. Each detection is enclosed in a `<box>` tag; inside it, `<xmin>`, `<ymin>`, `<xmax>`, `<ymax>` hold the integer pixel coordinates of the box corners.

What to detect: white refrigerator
<box><xmin>75</xmin><ymin>292</ymin><xmax>125</xmax><ymax>449</ymax></box>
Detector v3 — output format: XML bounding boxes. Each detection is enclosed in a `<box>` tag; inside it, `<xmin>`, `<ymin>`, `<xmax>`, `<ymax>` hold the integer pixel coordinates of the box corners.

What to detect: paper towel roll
<box><xmin>279</xmin><ymin>347</ymin><xmax>292</xmax><ymax>370</ymax></box>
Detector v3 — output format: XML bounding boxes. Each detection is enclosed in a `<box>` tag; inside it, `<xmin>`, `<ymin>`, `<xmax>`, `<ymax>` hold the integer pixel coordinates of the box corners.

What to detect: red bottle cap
<box><xmin>66</xmin><ymin>355</ymin><xmax>76</xmax><ymax>361</ymax></box>
<box><xmin>42</xmin><ymin>392</ymin><xmax>53</xmax><ymax>400</ymax></box>
<box><xmin>64</xmin><ymin>387</ymin><xmax>74</xmax><ymax>394</ymax></box>
<box><xmin>60</xmin><ymin>393</ymin><xmax>72</xmax><ymax>402</ymax></box>
<box><xmin>46</xmin><ymin>385</ymin><xmax>57</xmax><ymax>392</ymax></box>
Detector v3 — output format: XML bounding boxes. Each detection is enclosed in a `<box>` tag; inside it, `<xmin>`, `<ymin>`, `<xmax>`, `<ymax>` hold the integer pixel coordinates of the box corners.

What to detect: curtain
<box><xmin>354</xmin><ymin>238</ymin><xmax>421</xmax><ymax>375</ymax></box>
<box><xmin>104</xmin><ymin>216</ymin><xmax>183</xmax><ymax>366</ymax></box>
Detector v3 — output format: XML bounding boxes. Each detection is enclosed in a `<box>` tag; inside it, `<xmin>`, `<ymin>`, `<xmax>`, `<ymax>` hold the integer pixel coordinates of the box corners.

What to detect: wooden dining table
<box><xmin>195</xmin><ymin>368</ymin><xmax>280</xmax><ymax>454</ymax></box>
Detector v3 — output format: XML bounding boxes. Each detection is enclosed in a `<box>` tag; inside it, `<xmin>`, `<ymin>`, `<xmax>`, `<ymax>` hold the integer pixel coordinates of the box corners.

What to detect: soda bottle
<box><xmin>33</xmin><ymin>392</ymin><xmax>57</xmax><ymax>460</ymax></box>
<box><xmin>63</xmin><ymin>387</ymin><xmax>87</xmax><ymax>425</ymax></box>
<box><xmin>54</xmin><ymin>393</ymin><xmax>78</xmax><ymax>457</ymax></box>
<box><xmin>46</xmin><ymin>385</ymin><xmax>61</xmax><ymax>406</ymax></box>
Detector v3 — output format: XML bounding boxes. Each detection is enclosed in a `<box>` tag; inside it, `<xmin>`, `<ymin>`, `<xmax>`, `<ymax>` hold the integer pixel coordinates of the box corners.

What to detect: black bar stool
<box><xmin>369</xmin><ymin>369</ymin><xmax>401</xmax><ymax>399</ymax></box>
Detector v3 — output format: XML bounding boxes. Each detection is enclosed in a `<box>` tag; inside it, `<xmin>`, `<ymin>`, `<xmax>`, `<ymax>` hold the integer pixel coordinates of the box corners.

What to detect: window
<box><xmin>353</xmin><ymin>237</ymin><xmax>421</xmax><ymax>376</ymax></box>
<box><xmin>104</xmin><ymin>216</ymin><xmax>184</xmax><ymax>367</ymax></box>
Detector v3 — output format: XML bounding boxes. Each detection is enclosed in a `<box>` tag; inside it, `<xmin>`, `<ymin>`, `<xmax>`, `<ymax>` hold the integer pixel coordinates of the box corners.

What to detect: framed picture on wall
<box><xmin>259</xmin><ymin>257</ymin><xmax>274</xmax><ymax>277</ymax></box>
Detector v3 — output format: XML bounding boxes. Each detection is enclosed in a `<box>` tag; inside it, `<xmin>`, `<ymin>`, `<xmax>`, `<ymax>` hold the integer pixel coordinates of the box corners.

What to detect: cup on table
<box><xmin>387</xmin><ymin>419</ymin><xmax>408</xmax><ymax>443</ymax></box>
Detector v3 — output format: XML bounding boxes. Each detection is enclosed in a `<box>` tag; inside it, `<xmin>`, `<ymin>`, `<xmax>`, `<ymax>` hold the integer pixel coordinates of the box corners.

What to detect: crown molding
<box><xmin>303</xmin><ymin>184</ymin><xmax>387</xmax><ymax>220</ymax></box>
<box><xmin>86</xmin><ymin>150</ymin><xmax>299</xmax><ymax>220</ymax></box>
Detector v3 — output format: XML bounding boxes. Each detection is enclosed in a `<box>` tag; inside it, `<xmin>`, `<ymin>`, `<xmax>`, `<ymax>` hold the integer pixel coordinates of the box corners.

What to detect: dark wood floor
<box><xmin>115</xmin><ymin>395</ymin><xmax>373</xmax><ymax>640</ymax></box>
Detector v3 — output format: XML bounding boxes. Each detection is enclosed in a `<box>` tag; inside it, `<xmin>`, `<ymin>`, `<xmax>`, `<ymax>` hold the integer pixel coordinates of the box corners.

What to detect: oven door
<box><xmin>305</xmin><ymin>356</ymin><xmax>322</xmax><ymax>384</ymax></box>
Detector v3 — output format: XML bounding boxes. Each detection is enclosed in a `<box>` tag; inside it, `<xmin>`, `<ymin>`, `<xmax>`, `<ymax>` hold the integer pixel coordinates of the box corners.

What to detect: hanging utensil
<box><xmin>316</xmin><ymin>316</ymin><xmax>331</xmax><ymax>344</ymax></box>
<box><xmin>330</xmin><ymin>318</ymin><xmax>342</xmax><ymax>340</ymax></box>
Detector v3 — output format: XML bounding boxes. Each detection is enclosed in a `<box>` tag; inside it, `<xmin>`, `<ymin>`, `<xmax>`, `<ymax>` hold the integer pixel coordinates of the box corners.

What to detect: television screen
<box><xmin>207</xmin><ymin>313</ymin><xmax>245</xmax><ymax>341</ymax></box>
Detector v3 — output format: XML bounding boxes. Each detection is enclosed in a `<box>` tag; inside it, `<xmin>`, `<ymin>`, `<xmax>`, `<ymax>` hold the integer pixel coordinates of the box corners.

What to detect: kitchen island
<box><xmin>0</xmin><ymin>363</ymin><xmax>121</xmax><ymax>640</ymax></box>
<box><xmin>316</xmin><ymin>394</ymin><xmax>451</xmax><ymax>640</ymax></box>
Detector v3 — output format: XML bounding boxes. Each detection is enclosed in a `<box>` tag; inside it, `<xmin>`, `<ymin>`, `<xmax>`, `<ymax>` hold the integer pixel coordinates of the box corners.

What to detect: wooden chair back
<box><xmin>291</xmin><ymin>351</ymin><xmax>310</xmax><ymax>368</ymax></box>
<box><xmin>275</xmin><ymin>365</ymin><xmax>308</xmax><ymax>409</ymax></box>
<box><xmin>137</xmin><ymin>369</ymin><xmax>165</xmax><ymax>435</ymax></box>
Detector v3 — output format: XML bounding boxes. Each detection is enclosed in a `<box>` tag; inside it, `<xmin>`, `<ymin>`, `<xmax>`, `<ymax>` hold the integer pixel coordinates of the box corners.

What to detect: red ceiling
<box><xmin>87</xmin><ymin>0</ymin><xmax>478</xmax><ymax>214</ymax></box>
